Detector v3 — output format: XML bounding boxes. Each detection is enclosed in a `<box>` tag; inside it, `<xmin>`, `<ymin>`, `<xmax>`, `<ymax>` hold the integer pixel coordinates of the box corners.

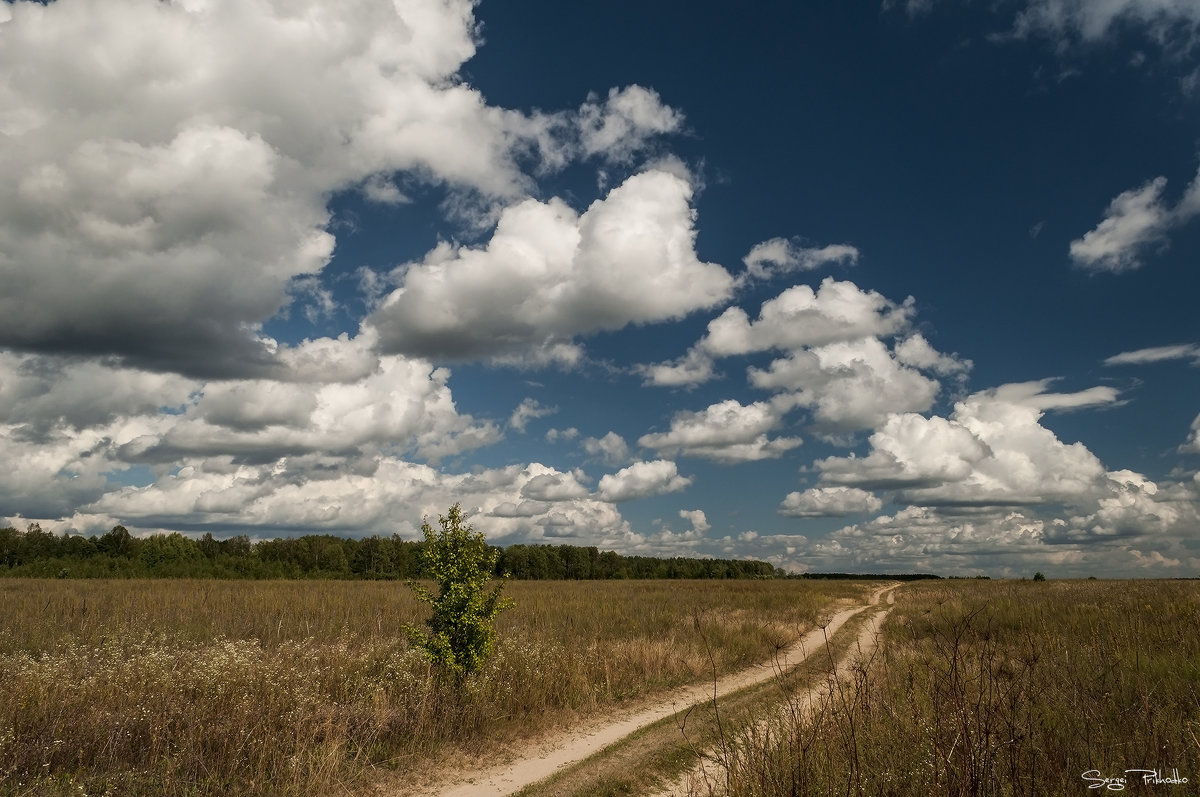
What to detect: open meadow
<box><xmin>708</xmin><ymin>579</ymin><xmax>1200</xmax><ymax>796</ymax></box>
<box><xmin>0</xmin><ymin>578</ymin><xmax>872</xmax><ymax>796</ymax></box>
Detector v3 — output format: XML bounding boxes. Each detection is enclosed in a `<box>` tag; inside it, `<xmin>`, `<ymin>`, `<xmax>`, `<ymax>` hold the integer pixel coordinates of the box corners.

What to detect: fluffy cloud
<box><xmin>130</xmin><ymin>353</ymin><xmax>501</xmax><ymax>465</ymax></box>
<box><xmin>679</xmin><ymin>508</ymin><xmax>711</xmax><ymax>534</ymax></box>
<box><xmin>818</xmin><ymin>506</ymin><xmax>1068</xmax><ymax>576</ymax></box>
<box><xmin>0</xmin><ymin>338</ymin><xmax>502</xmax><ymax>533</ymax></box>
<box><xmin>807</xmin><ymin>466</ymin><xmax>1200</xmax><ymax>577</ymax></box>
<box><xmin>636</xmin><ymin>349</ymin><xmax>717</xmax><ymax>388</ymax></box>
<box><xmin>79</xmin><ymin>458</ymin><xmax>631</xmax><ymax>543</ymax></box>
<box><xmin>0</xmin><ymin>1</ymin><xmax>688</xmax><ymax>376</ymax></box>
<box><xmin>704</xmin><ymin>279</ymin><xmax>914</xmax><ymax>357</ymax></box>
<box><xmin>596</xmin><ymin>460</ymin><xmax>692</xmax><ymax>503</ymax></box>
<box><xmin>545</xmin><ymin>427</ymin><xmax>580</xmax><ymax>443</ymax></box>
<box><xmin>520</xmin><ymin>470</ymin><xmax>591</xmax><ymax>502</ymax></box>
<box><xmin>509</xmin><ymin>398</ymin><xmax>557</xmax><ymax>433</ymax></box>
<box><xmin>1069</xmin><ymin>178</ymin><xmax>1173</xmax><ymax>272</ymax></box>
<box><xmin>0</xmin><ymin>352</ymin><xmax>196</xmax><ymax>434</ymax></box>
<box><xmin>641</xmin><ymin>277</ymin><xmax>967</xmax><ymax>436</ymax></box>
<box><xmin>0</xmin><ymin>0</ymin><xmax>502</xmax><ymax>374</ymax></box>
<box><xmin>817</xmin><ymin>413</ymin><xmax>992</xmax><ymax>490</ymax></box>
<box><xmin>576</xmin><ymin>86</ymin><xmax>684</xmax><ymax>164</ymax></box>
<box><xmin>0</xmin><ymin>352</ymin><xmax>194</xmax><ymax>516</ymax></box>
<box><xmin>750</xmin><ymin>338</ymin><xmax>944</xmax><ymax>432</ymax></box>
<box><xmin>779</xmin><ymin>486</ymin><xmax>883</xmax><ymax>518</ymax></box>
<box><xmin>1058</xmin><ymin>470</ymin><xmax>1183</xmax><ymax>539</ymax></box>
<box><xmin>1070</xmin><ymin>167</ymin><xmax>1200</xmax><ymax>273</ymax></box>
<box><xmin>816</xmin><ymin>382</ymin><xmax>1116</xmax><ymax>504</ymax></box>
<box><xmin>596</xmin><ymin>523</ymin><xmax>709</xmax><ymax>558</ymax></box>
<box><xmin>741</xmin><ymin>238</ymin><xmax>859</xmax><ymax>280</ymax></box>
<box><xmin>642</xmin><ymin>277</ymin><xmax>972</xmax><ymax>435</ymax></box>
<box><xmin>368</xmin><ymin>169</ymin><xmax>735</xmax><ymax>363</ymax></box>
<box><xmin>638</xmin><ymin>399</ymin><xmax>803</xmax><ymax>463</ymax></box>
<box><xmin>581</xmin><ymin>431</ymin><xmax>632</xmax><ymax>465</ymax></box>
<box><xmin>895</xmin><ymin>334</ymin><xmax>972</xmax><ymax>376</ymax></box>
<box><xmin>0</xmin><ymin>419</ymin><xmax>149</xmax><ymax>520</ymax></box>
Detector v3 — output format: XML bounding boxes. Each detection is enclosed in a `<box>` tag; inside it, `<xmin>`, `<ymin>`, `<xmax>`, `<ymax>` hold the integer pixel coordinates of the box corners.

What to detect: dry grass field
<box><xmin>0</xmin><ymin>578</ymin><xmax>871</xmax><ymax>796</ymax></box>
<box><xmin>708</xmin><ymin>579</ymin><xmax>1200</xmax><ymax>796</ymax></box>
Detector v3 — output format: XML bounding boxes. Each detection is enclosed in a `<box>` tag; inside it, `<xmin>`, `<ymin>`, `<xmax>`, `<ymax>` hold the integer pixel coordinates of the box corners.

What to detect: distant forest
<box><xmin>0</xmin><ymin>523</ymin><xmax>788</xmax><ymax>580</ymax></box>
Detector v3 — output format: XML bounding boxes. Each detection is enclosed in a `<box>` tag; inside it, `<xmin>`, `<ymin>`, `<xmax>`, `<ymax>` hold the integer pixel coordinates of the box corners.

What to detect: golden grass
<box><xmin>0</xmin><ymin>578</ymin><xmax>871</xmax><ymax>796</ymax></box>
<box><xmin>712</xmin><ymin>579</ymin><xmax>1200</xmax><ymax>796</ymax></box>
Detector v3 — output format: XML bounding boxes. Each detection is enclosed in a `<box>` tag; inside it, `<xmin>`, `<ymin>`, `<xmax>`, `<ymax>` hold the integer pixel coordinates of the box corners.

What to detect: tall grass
<box><xmin>713</xmin><ymin>580</ymin><xmax>1200</xmax><ymax>796</ymax></box>
<box><xmin>0</xmin><ymin>578</ymin><xmax>871</xmax><ymax>796</ymax></box>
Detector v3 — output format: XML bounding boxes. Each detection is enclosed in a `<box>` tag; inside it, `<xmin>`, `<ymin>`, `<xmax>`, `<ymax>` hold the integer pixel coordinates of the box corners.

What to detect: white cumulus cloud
<box><xmin>816</xmin><ymin>381</ymin><xmax>1117</xmax><ymax>505</ymax></box>
<box><xmin>749</xmin><ymin>338</ymin><xmax>944</xmax><ymax>432</ymax></box>
<box><xmin>520</xmin><ymin>471</ymin><xmax>591</xmax><ymax>502</ymax></box>
<box><xmin>581</xmin><ymin>431</ymin><xmax>632</xmax><ymax>465</ymax></box>
<box><xmin>638</xmin><ymin>399</ymin><xmax>803</xmax><ymax>463</ymax></box>
<box><xmin>704</xmin><ymin>279</ymin><xmax>915</xmax><ymax>357</ymax></box>
<box><xmin>679</xmin><ymin>508</ymin><xmax>711</xmax><ymax>533</ymax></box>
<box><xmin>597</xmin><ymin>460</ymin><xmax>692</xmax><ymax>503</ymax></box>
<box><xmin>368</xmin><ymin>169</ymin><xmax>735</xmax><ymax>364</ymax></box>
<box><xmin>779</xmin><ymin>486</ymin><xmax>883</xmax><ymax>517</ymax></box>
<box><xmin>509</xmin><ymin>398</ymin><xmax>557</xmax><ymax>433</ymax></box>
<box><xmin>0</xmin><ymin>0</ymin><xmax>690</xmax><ymax>377</ymax></box>
<box><xmin>576</xmin><ymin>86</ymin><xmax>685</xmax><ymax>164</ymax></box>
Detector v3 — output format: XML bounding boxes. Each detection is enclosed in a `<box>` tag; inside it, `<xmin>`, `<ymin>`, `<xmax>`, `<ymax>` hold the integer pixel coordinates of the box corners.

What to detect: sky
<box><xmin>2</xmin><ymin>0</ymin><xmax>1200</xmax><ymax>577</ymax></box>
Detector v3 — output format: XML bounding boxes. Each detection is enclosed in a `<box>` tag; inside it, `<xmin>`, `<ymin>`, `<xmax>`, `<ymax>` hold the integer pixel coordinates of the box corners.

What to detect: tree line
<box><xmin>0</xmin><ymin>523</ymin><xmax>779</xmax><ymax>580</ymax></box>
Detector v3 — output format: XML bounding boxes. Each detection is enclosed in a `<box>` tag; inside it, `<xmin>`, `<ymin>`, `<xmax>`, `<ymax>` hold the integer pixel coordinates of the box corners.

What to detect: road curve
<box><xmin>652</xmin><ymin>585</ymin><xmax>896</xmax><ymax>796</ymax></box>
<box><xmin>426</xmin><ymin>584</ymin><xmax>898</xmax><ymax>797</ymax></box>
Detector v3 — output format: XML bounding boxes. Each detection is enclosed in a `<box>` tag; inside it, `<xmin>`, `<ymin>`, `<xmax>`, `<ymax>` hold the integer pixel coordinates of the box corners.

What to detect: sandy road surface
<box><xmin>418</xmin><ymin>584</ymin><xmax>898</xmax><ymax>797</ymax></box>
<box><xmin>651</xmin><ymin>585</ymin><xmax>897</xmax><ymax>796</ymax></box>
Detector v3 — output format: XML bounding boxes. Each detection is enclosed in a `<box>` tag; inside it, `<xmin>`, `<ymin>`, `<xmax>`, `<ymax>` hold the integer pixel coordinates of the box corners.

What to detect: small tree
<box><xmin>404</xmin><ymin>504</ymin><xmax>512</xmax><ymax>682</ymax></box>
<box><xmin>1033</xmin><ymin>570</ymin><xmax>1046</xmax><ymax>581</ymax></box>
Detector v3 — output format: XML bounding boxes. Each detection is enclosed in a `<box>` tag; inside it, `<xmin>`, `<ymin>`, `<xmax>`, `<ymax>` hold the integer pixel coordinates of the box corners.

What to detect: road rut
<box><xmin>423</xmin><ymin>584</ymin><xmax>898</xmax><ymax>797</ymax></box>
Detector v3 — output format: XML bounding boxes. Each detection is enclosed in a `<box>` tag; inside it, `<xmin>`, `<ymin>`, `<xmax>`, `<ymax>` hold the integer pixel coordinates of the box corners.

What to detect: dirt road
<box><xmin>424</xmin><ymin>584</ymin><xmax>898</xmax><ymax>797</ymax></box>
<box><xmin>651</xmin><ymin>585</ymin><xmax>896</xmax><ymax>796</ymax></box>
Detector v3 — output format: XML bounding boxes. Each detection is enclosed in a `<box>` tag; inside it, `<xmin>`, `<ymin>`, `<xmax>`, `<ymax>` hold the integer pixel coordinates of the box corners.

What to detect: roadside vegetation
<box><xmin>0</xmin><ymin>577</ymin><xmax>870</xmax><ymax>796</ymax></box>
<box><xmin>706</xmin><ymin>579</ymin><xmax>1200</xmax><ymax>796</ymax></box>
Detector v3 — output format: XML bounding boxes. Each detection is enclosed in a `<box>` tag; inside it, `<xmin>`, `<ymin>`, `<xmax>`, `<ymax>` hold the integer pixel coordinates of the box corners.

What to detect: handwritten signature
<box><xmin>1082</xmin><ymin>769</ymin><xmax>1189</xmax><ymax>790</ymax></box>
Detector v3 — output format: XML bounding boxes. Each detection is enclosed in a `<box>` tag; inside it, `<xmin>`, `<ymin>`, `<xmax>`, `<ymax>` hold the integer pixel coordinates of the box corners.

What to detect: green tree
<box><xmin>138</xmin><ymin>532</ymin><xmax>203</xmax><ymax>574</ymax></box>
<box><xmin>98</xmin><ymin>525</ymin><xmax>134</xmax><ymax>558</ymax></box>
<box><xmin>352</xmin><ymin>536</ymin><xmax>395</xmax><ymax>579</ymax></box>
<box><xmin>0</xmin><ymin>526</ymin><xmax>20</xmax><ymax>568</ymax></box>
<box><xmin>404</xmin><ymin>504</ymin><xmax>512</xmax><ymax>681</ymax></box>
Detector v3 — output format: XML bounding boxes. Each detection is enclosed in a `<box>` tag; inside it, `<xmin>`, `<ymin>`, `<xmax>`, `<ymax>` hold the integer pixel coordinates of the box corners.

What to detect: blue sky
<box><xmin>2</xmin><ymin>0</ymin><xmax>1199</xmax><ymax>576</ymax></box>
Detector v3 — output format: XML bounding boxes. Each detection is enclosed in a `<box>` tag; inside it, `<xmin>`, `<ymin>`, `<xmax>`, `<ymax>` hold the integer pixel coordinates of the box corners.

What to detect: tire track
<box><xmin>423</xmin><ymin>584</ymin><xmax>898</xmax><ymax>797</ymax></box>
<box><xmin>651</xmin><ymin>588</ymin><xmax>896</xmax><ymax>796</ymax></box>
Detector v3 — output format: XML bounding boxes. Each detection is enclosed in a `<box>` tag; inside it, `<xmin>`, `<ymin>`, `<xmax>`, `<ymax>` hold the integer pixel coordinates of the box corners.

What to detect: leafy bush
<box><xmin>404</xmin><ymin>504</ymin><xmax>512</xmax><ymax>682</ymax></box>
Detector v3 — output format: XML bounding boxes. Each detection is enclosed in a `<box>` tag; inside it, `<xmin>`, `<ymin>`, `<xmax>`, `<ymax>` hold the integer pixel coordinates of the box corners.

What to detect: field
<box><xmin>0</xmin><ymin>578</ymin><xmax>870</xmax><ymax>796</ymax></box>
<box><xmin>6</xmin><ymin>578</ymin><xmax>1197</xmax><ymax>797</ymax></box>
<box><xmin>708</xmin><ymin>579</ymin><xmax>1200</xmax><ymax>796</ymax></box>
